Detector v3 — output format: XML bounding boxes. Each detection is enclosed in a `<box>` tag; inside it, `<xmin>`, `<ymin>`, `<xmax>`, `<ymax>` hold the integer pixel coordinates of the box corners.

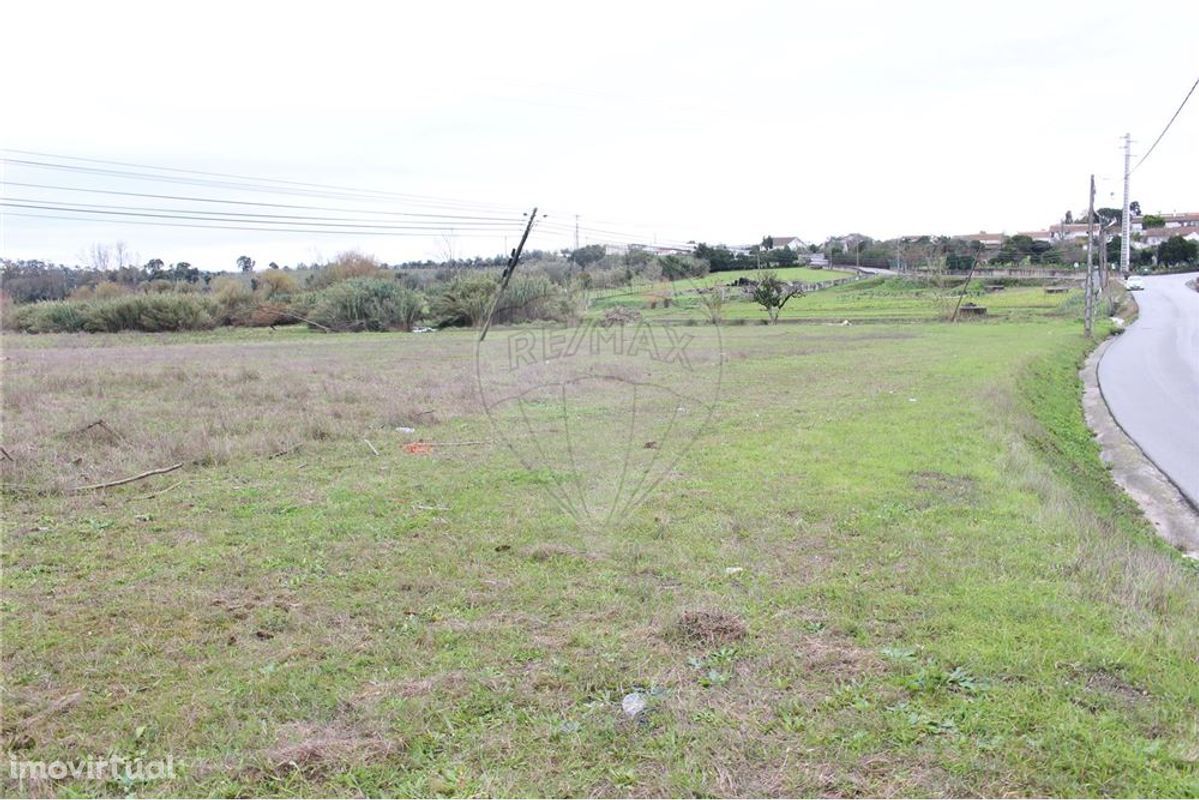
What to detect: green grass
<box><xmin>2</xmin><ymin>311</ymin><xmax>1197</xmax><ymax>796</ymax></box>
<box><xmin>588</xmin><ymin>266</ymin><xmax>854</xmax><ymax>310</ymax></box>
<box><xmin>614</xmin><ymin>276</ymin><xmax>1083</xmax><ymax>324</ymax></box>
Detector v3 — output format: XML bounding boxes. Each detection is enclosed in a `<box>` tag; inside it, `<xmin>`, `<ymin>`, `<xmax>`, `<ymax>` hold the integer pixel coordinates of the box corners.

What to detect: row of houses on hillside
<box><xmin>955</xmin><ymin>211</ymin><xmax>1199</xmax><ymax>252</ymax></box>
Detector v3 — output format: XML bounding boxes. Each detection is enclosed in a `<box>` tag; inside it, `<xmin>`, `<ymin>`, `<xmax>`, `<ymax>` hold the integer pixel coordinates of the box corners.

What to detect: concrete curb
<box><xmin>1081</xmin><ymin>337</ymin><xmax>1199</xmax><ymax>558</ymax></box>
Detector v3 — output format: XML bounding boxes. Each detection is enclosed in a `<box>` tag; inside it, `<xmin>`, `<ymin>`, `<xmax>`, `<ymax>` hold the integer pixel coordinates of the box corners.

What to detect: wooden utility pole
<box><xmin>1084</xmin><ymin>175</ymin><xmax>1096</xmax><ymax>337</ymax></box>
<box><xmin>479</xmin><ymin>207</ymin><xmax>538</xmax><ymax>342</ymax></box>
<box><xmin>950</xmin><ymin>254</ymin><xmax>979</xmax><ymax>322</ymax></box>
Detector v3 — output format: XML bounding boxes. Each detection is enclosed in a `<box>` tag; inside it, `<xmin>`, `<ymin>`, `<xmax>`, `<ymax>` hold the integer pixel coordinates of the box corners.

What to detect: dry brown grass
<box><xmin>668</xmin><ymin>609</ymin><xmax>748</xmax><ymax>646</ymax></box>
<box><xmin>1</xmin><ymin>330</ymin><xmax>481</xmax><ymax>496</ymax></box>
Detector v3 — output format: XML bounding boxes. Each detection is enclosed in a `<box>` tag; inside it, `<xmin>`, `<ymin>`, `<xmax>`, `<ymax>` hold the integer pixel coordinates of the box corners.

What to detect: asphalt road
<box><xmin>1097</xmin><ymin>271</ymin><xmax>1199</xmax><ymax>508</ymax></box>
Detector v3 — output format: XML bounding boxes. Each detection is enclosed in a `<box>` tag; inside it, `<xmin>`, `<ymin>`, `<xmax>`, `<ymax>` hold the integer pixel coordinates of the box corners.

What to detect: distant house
<box><xmin>1159</xmin><ymin>212</ymin><xmax>1199</xmax><ymax>228</ymax></box>
<box><xmin>1017</xmin><ymin>230</ymin><xmax>1054</xmax><ymax>244</ymax></box>
<box><xmin>954</xmin><ymin>232</ymin><xmax>1005</xmax><ymax>249</ymax></box>
<box><xmin>764</xmin><ymin>236</ymin><xmax>806</xmax><ymax>251</ymax></box>
<box><xmin>1051</xmin><ymin>223</ymin><xmax>1095</xmax><ymax>242</ymax></box>
<box><xmin>641</xmin><ymin>244</ymin><xmax>693</xmax><ymax>256</ymax></box>
<box><xmin>1140</xmin><ymin>226</ymin><xmax>1199</xmax><ymax>247</ymax></box>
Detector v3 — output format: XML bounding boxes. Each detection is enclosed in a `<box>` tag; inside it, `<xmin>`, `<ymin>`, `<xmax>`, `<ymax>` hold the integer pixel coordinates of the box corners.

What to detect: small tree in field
<box><xmin>698</xmin><ymin>286</ymin><xmax>727</xmax><ymax>324</ymax></box>
<box><xmin>752</xmin><ymin>271</ymin><xmax>802</xmax><ymax>323</ymax></box>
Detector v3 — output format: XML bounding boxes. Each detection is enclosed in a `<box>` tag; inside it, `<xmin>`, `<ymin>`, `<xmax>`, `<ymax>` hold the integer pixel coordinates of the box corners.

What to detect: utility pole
<box><xmin>479</xmin><ymin>207</ymin><xmax>538</xmax><ymax>342</ymax></box>
<box><xmin>1084</xmin><ymin>175</ymin><xmax>1096</xmax><ymax>337</ymax></box>
<box><xmin>574</xmin><ymin>214</ymin><xmax>580</xmax><ymax>251</ymax></box>
<box><xmin>1120</xmin><ymin>133</ymin><xmax>1131</xmax><ymax>275</ymax></box>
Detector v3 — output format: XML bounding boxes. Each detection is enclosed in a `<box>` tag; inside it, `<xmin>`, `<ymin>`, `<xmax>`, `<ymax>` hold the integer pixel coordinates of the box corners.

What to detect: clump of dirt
<box><xmin>669</xmin><ymin>609</ymin><xmax>747</xmax><ymax>645</ymax></box>
<box><xmin>600</xmin><ymin>306</ymin><xmax>642</xmax><ymax>327</ymax></box>
<box><xmin>1084</xmin><ymin>669</ymin><xmax>1149</xmax><ymax>704</ymax></box>
<box><xmin>262</xmin><ymin>722</ymin><xmax>399</xmax><ymax>777</ymax></box>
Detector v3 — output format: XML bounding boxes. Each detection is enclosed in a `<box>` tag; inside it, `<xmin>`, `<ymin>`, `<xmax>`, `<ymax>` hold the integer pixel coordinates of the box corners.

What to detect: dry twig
<box><xmin>69</xmin><ymin>463</ymin><xmax>183</xmax><ymax>493</ymax></box>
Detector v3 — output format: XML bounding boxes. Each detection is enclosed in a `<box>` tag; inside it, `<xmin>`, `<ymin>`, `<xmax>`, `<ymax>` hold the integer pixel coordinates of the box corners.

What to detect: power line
<box><xmin>0</xmin><ymin>200</ymin><xmax>522</xmax><ymax>233</ymax></box>
<box><xmin>4</xmin><ymin>210</ymin><xmax>514</xmax><ymax>238</ymax></box>
<box><xmin>0</xmin><ymin>198</ymin><xmax>522</xmax><ymax>230</ymax></box>
<box><xmin>0</xmin><ymin>148</ymin><xmax>525</xmax><ymax>213</ymax></box>
<box><xmin>1</xmin><ymin>148</ymin><xmax>701</xmax><ymax>254</ymax></box>
<box><xmin>1132</xmin><ymin>75</ymin><xmax>1199</xmax><ymax>173</ymax></box>
<box><xmin>0</xmin><ymin>158</ymin><xmax>523</xmax><ymax>215</ymax></box>
<box><xmin>0</xmin><ymin>182</ymin><xmax>527</xmax><ymax>222</ymax></box>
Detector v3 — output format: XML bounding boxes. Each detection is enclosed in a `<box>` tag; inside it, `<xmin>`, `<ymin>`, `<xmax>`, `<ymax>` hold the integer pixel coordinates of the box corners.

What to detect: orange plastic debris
<box><xmin>403</xmin><ymin>442</ymin><xmax>433</xmax><ymax>455</ymax></box>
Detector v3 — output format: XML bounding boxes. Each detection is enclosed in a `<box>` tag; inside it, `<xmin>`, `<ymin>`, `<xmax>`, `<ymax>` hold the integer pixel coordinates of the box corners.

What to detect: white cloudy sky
<box><xmin>2</xmin><ymin>0</ymin><xmax>1197</xmax><ymax>269</ymax></box>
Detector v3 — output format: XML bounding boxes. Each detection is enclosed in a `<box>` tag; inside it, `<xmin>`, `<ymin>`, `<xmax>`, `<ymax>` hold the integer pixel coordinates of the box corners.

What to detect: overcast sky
<box><xmin>3</xmin><ymin>0</ymin><xmax>1197</xmax><ymax>269</ymax></box>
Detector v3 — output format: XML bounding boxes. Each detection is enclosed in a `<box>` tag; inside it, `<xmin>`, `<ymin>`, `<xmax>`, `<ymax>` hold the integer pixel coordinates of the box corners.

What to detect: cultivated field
<box><xmin>3</xmin><ymin>296</ymin><xmax>1198</xmax><ymax>796</ymax></box>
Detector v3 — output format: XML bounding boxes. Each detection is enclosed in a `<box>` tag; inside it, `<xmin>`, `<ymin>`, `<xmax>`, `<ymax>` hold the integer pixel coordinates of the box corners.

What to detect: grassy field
<box><xmin>3</xmin><ymin>291</ymin><xmax>1197</xmax><ymax>796</ymax></box>
<box><xmin>588</xmin><ymin>266</ymin><xmax>854</xmax><ymax>311</ymax></box>
<box><xmin>593</xmin><ymin>275</ymin><xmax>1084</xmax><ymax>325</ymax></box>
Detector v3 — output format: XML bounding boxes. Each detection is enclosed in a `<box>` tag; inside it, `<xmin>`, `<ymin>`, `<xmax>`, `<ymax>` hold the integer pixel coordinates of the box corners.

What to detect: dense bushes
<box><xmin>308</xmin><ymin>278</ymin><xmax>426</xmax><ymax>332</ymax></box>
<box><xmin>5</xmin><ymin>294</ymin><xmax>217</xmax><ymax>333</ymax></box>
<box><xmin>4</xmin><ymin>256</ymin><xmax>587</xmax><ymax>335</ymax></box>
<box><xmin>431</xmin><ymin>273</ymin><xmax>497</xmax><ymax>327</ymax></box>
<box><xmin>429</xmin><ymin>272</ymin><xmax>577</xmax><ymax>327</ymax></box>
<box><xmin>7</xmin><ymin>301</ymin><xmax>88</xmax><ymax>333</ymax></box>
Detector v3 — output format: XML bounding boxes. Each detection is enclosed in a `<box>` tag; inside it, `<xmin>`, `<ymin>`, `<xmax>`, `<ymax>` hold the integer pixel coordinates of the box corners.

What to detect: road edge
<box><xmin>1082</xmin><ymin>337</ymin><xmax>1199</xmax><ymax>558</ymax></box>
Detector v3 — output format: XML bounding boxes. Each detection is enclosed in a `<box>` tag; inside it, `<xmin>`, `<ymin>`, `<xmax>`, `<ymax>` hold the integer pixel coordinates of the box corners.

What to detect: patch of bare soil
<box><xmin>668</xmin><ymin>609</ymin><xmax>748</xmax><ymax>646</ymax></box>
<box><xmin>260</xmin><ymin>721</ymin><xmax>400</xmax><ymax>778</ymax></box>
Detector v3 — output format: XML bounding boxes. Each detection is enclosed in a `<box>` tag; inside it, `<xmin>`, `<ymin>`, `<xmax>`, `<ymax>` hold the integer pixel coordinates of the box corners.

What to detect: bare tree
<box><xmin>698</xmin><ymin>286</ymin><xmax>728</xmax><ymax>324</ymax></box>
<box><xmin>84</xmin><ymin>243</ymin><xmax>112</xmax><ymax>271</ymax></box>
<box><xmin>436</xmin><ymin>232</ymin><xmax>458</xmax><ymax>265</ymax></box>
<box><xmin>113</xmin><ymin>241</ymin><xmax>134</xmax><ymax>269</ymax></box>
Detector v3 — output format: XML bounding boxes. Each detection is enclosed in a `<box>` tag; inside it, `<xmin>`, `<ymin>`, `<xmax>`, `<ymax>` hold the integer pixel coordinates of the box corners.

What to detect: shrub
<box><xmin>432</xmin><ymin>273</ymin><xmax>497</xmax><ymax>327</ymax></box>
<box><xmin>8</xmin><ymin>295</ymin><xmax>217</xmax><ymax>333</ymax></box>
<box><xmin>309</xmin><ymin>277</ymin><xmax>426</xmax><ymax>332</ymax></box>
<box><xmin>8</xmin><ymin>301</ymin><xmax>88</xmax><ymax>333</ymax></box>
<box><xmin>256</xmin><ymin>269</ymin><xmax>298</xmax><ymax>298</ymax></box>
<box><xmin>213</xmin><ymin>277</ymin><xmax>255</xmax><ymax>325</ymax></box>
<box><xmin>84</xmin><ymin>294</ymin><xmax>217</xmax><ymax>332</ymax></box>
<box><xmin>498</xmin><ymin>274</ymin><xmax>574</xmax><ymax>324</ymax></box>
<box><xmin>308</xmin><ymin>250</ymin><xmax>382</xmax><ymax>289</ymax></box>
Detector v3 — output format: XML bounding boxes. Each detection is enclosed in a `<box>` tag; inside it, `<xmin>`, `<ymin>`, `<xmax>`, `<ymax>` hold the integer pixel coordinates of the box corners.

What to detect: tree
<box><xmin>945</xmin><ymin>253</ymin><xmax>975</xmax><ymax>272</ymax></box>
<box><xmin>693</xmin><ymin>243</ymin><xmax>744</xmax><ymax>272</ymax></box>
<box><xmin>1157</xmin><ymin>235</ymin><xmax>1198</xmax><ymax>267</ymax></box>
<box><xmin>697</xmin><ymin>286</ymin><xmax>727</xmax><ymax>324</ymax></box>
<box><xmin>1064</xmin><ymin>210</ymin><xmax>1073</xmax><ymax>224</ymax></box>
<box><xmin>752</xmin><ymin>271</ymin><xmax>803</xmax><ymax>323</ymax></box>
<box><xmin>658</xmin><ymin>254</ymin><xmax>707</xmax><ymax>280</ymax></box>
<box><xmin>170</xmin><ymin>262</ymin><xmax>200</xmax><ymax>284</ymax></box>
<box><xmin>257</xmin><ymin>268</ymin><xmax>298</xmax><ymax>298</ymax></box>
<box><xmin>237</xmin><ymin>255</ymin><xmax>256</xmax><ymax>273</ymax></box>
<box><xmin>1106</xmin><ymin>236</ymin><xmax>1122</xmax><ymax>265</ymax></box>
<box><xmin>112</xmin><ymin>241</ymin><xmax>135</xmax><ymax>269</ymax></box>
<box><xmin>1130</xmin><ymin>201</ymin><xmax>1142</xmax><ymax>216</ymax></box>
<box><xmin>568</xmin><ymin>244</ymin><xmax>605</xmax><ymax>268</ymax></box>
<box><xmin>1141</xmin><ymin>214</ymin><xmax>1165</xmax><ymax>229</ymax></box>
<box><xmin>765</xmin><ymin>247</ymin><xmax>798</xmax><ymax>266</ymax></box>
<box><xmin>85</xmin><ymin>243</ymin><xmax>112</xmax><ymax>271</ymax></box>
